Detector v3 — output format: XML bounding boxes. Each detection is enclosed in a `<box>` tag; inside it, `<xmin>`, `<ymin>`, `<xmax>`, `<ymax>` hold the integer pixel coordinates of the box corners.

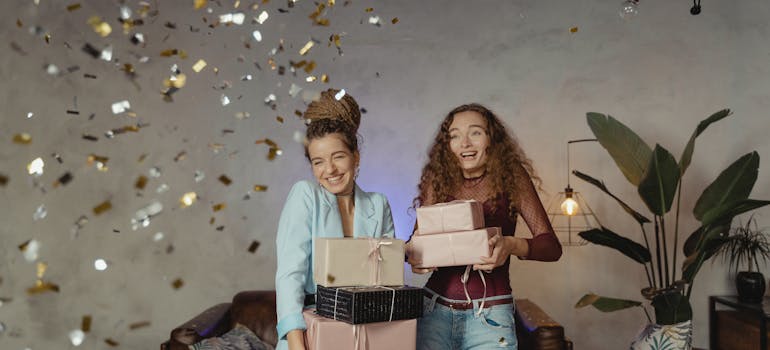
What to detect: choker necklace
<box><xmin>462</xmin><ymin>172</ymin><xmax>486</xmax><ymax>188</ymax></box>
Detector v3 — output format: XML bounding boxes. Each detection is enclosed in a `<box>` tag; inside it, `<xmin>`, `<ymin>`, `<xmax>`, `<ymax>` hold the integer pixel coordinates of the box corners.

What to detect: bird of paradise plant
<box><xmin>573</xmin><ymin>109</ymin><xmax>770</xmax><ymax>325</ymax></box>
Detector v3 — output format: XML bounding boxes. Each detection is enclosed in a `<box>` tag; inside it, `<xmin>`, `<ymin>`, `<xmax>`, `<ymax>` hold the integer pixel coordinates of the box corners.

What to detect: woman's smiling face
<box><xmin>448</xmin><ymin>111</ymin><xmax>490</xmax><ymax>178</ymax></box>
<box><xmin>307</xmin><ymin>133</ymin><xmax>359</xmax><ymax>195</ymax></box>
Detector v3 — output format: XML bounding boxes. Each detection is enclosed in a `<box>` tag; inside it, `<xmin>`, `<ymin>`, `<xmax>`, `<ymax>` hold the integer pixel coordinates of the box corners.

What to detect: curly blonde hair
<box><xmin>413</xmin><ymin>103</ymin><xmax>541</xmax><ymax>214</ymax></box>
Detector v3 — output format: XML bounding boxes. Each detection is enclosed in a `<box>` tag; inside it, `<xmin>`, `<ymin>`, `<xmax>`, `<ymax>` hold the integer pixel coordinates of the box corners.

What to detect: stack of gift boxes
<box><xmin>409</xmin><ymin>200</ymin><xmax>498</xmax><ymax>269</ymax></box>
<box><xmin>304</xmin><ymin>238</ymin><xmax>423</xmax><ymax>350</ymax></box>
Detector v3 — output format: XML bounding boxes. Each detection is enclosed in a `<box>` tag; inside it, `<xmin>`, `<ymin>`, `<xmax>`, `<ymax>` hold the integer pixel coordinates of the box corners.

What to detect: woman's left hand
<box><xmin>473</xmin><ymin>234</ymin><xmax>514</xmax><ymax>272</ymax></box>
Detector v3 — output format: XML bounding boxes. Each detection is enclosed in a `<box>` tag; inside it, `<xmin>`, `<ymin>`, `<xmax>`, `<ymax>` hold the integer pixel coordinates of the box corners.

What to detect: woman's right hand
<box><xmin>406</xmin><ymin>241</ymin><xmax>437</xmax><ymax>274</ymax></box>
<box><xmin>287</xmin><ymin>329</ymin><xmax>306</xmax><ymax>350</ymax></box>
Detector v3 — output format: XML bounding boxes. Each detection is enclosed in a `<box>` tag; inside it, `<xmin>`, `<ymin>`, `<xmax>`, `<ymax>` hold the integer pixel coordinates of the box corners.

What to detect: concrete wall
<box><xmin>1</xmin><ymin>0</ymin><xmax>769</xmax><ymax>348</ymax></box>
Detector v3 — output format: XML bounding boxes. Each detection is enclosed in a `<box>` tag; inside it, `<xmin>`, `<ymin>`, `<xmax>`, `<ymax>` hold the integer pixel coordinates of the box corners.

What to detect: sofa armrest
<box><xmin>161</xmin><ymin>302</ymin><xmax>233</xmax><ymax>350</ymax></box>
<box><xmin>515</xmin><ymin>299</ymin><xmax>570</xmax><ymax>350</ymax></box>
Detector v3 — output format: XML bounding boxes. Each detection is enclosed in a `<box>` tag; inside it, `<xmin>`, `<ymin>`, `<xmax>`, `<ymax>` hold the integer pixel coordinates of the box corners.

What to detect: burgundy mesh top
<box><xmin>420</xmin><ymin>166</ymin><xmax>562</xmax><ymax>300</ymax></box>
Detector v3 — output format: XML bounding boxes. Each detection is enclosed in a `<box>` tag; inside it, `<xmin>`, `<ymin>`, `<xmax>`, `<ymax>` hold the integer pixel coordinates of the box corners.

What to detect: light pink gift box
<box><xmin>416</xmin><ymin>200</ymin><xmax>485</xmax><ymax>235</ymax></box>
<box><xmin>303</xmin><ymin>310</ymin><xmax>416</xmax><ymax>350</ymax></box>
<box><xmin>408</xmin><ymin>227</ymin><xmax>499</xmax><ymax>268</ymax></box>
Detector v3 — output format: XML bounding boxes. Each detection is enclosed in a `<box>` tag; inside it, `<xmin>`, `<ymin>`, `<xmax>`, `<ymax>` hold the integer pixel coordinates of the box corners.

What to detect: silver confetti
<box><xmin>100</xmin><ymin>45</ymin><xmax>113</xmax><ymax>61</ymax></box>
<box><xmin>120</xmin><ymin>5</ymin><xmax>132</xmax><ymax>20</ymax></box>
<box><xmin>220</xmin><ymin>94</ymin><xmax>231</xmax><ymax>106</ymax></box>
<box><xmin>256</xmin><ymin>11</ymin><xmax>269</xmax><ymax>24</ymax></box>
<box><xmin>22</xmin><ymin>239</ymin><xmax>40</xmax><ymax>262</ymax></box>
<box><xmin>149</xmin><ymin>167</ymin><xmax>161</xmax><ymax>178</ymax></box>
<box><xmin>45</xmin><ymin>64</ymin><xmax>60</xmax><ymax>75</ymax></box>
<box><xmin>334</xmin><ymin>89</ymin><xmax>346</xmax><ymax>100</ymax></box>
<box><xmin>252</xmin><ymin>30</ymin><xmax>262</xmax><ymax>42</ymax></box>
<box><xmin>156</xmin><ymin>183</ymin><xmax>169</xmax><ymax>194</ymax></box>
<box><xmin>194</xmin><ymin>170</ymin><xmax>205</xmax><ymax>182</ymax></box>
<box><xmin>32</xmin><ymin>205</ymin><xmax>47</xmax><ymax>221</ymax></box>
<box><xmin>289</xmin><ymin>84</ymin><xmax>302</xmax><ymax>98</ymax></box>
<box><xmin>69</xmin><ymin>329</ymin><xmax>85</xmax><ymax>346</ymax></box>
<box><xmin>153</xmin><ymin>232</ymin><xmax>164</xmax><ymax>242</ymax></box>
<box><xmin>111</xmin><ymin>100</ymin><xmax>130</xmax><ymax>114</ymax></box>
<box><xmin>131</xmin><ymin>200</ymin><xmax>163</xmax><ymax>230</ymax></box>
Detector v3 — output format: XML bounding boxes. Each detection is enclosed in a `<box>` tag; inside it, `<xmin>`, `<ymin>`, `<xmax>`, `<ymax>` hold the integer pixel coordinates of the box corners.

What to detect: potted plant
<box><xmin>572</xmin><ymin>109</ymin><xmax>770</xmax><ymax>349</ymax></box>
<box><xmin>714</xmin><ymin>215</ymin><xmax>770</xmax><ymax>303</ymax></box>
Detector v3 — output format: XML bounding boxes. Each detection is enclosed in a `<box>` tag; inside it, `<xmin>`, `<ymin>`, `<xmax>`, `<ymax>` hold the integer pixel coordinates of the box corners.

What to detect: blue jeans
<box><xmin>417</xmin><ymin>291</ymin><xmax>518</xmax><ymax>350</ymax></box>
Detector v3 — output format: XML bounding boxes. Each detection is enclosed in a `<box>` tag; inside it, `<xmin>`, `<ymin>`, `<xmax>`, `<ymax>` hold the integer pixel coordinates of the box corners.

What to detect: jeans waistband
<box><xmin>423</xmin><ymin>287</ymin><xmax>513</xmax><ymax>303</ymax></box>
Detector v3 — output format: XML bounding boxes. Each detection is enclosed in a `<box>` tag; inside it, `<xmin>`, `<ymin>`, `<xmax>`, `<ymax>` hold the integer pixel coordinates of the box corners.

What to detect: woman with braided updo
<box><xmin>407</xmin><ymin>103</ymin><xmax>562</xmax><ymax>350</ymax></box>
<box><xmin>274</xmin><ymin>89</ymin><xmax>395</xmax><ymax>350</ymax></box>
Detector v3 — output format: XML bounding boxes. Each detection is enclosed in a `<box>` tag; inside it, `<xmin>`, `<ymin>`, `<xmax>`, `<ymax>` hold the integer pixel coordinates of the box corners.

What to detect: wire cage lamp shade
<box><xmin>546</xmin><ymin>138</ymin><xmax>602</xmax><ymax>246</ymax></box>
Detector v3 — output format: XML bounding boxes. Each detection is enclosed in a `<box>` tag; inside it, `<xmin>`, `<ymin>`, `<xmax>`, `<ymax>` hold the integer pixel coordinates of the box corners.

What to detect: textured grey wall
<box><xmin>1</xmin><ymin>0</ymin><xmax>769</xmax><ymax>349</ymax></box>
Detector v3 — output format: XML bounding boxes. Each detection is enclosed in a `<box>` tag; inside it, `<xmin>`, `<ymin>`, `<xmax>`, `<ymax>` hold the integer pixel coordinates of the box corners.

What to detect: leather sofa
<box><xmin>161</xmin><ymin>290</ymin><xmax>572</xmax><ymax>350</ymax></box>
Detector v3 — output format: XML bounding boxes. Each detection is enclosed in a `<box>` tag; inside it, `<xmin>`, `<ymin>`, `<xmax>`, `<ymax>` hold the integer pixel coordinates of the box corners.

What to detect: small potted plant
<box><xmin>715</xmin><ymin>215</ymin><xmax>770</xmax><ymax>303</ymax></box>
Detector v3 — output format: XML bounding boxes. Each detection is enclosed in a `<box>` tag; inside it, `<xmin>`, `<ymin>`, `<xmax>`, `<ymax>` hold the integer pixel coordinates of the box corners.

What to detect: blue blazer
<box><xmin>274</xmin><ymin>180</ymin><xmax>395</xmax><ymax>341</ymax></box>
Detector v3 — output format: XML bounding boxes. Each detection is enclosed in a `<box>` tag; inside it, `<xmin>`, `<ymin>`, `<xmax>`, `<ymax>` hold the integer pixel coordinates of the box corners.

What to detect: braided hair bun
<box><xmin>303</xmin><ymin>89</ymin><xmax>362</xmax><ymax>160</ymax></box>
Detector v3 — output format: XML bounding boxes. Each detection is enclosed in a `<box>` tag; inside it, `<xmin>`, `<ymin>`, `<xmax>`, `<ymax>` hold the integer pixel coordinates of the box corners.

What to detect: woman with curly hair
<box><xmin>275</xmin><ymin>89</ymin><xmax>395</xmax><ymax>350</ymax></box>
<box><xmin>407</xmin><ymin>103</ymin><xmax>562</xmax><ymax>350</ymax></box>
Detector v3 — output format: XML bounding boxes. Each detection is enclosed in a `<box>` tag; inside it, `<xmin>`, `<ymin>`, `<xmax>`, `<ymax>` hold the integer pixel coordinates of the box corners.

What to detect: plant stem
<box><xmin>640</xmin><ymin>305</ymin><xmax>653</xmax><ymax>323</ymax></box>
<box><xmin>655</xmin><ymin>217</ymin><xmax>664</xmax><ymax>288</ymax></box>
<box><xmin>639</xmin><ymin>223</ymin><xmax>656</xmax><ymax>289</ymax></box>
<box><xmin>672</xmin><ymin>180</ymin><xmax>682</xmax><ymax>283</ymax></box>
<box><xmin>660</xmin><ymin>215</ymin><xmax>670</xmax><ymax>287</ymax></box>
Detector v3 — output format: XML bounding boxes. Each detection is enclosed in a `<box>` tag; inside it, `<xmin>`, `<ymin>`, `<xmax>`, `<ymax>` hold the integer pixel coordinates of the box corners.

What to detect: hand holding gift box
<box><xmin>314</xmin><ymin>238</ymin><xmax>404</xmax><ymax>287</ymax></box>
<box><xmin>415</xmin><ymin>200</ymin><xmax>484</xmax><ymax>235</ymax></box>
<box><xmin>407</xmin><ymin>227</ymin><xmax>499</xmax><ymax>268</ymax></box>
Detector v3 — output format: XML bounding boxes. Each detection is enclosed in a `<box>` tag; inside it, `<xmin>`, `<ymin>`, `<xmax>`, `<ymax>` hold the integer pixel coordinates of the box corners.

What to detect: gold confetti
<box><xmin>66</xmin><ymin>3</ymin><xmax>81</xmax><ymax>11</ymax></box>
<box><xmin>299</xmin><ymin>40</ymin><xmax>314</xmax><ymax>56</ymax></box>
<box><xmin>129</xmin><ymin>321</ymin><xmax>151</xmax><ymax>330</ymax></box>
<box><xmin>87</xmin><ymin>154</ymin><xmax>109</xmax><ymax>171</ymax></box>
<box><xmin>16</xmin><ymin>19</ymin><xmax>22</xmax><ymax>27</ymax></box>
<box><xmin>135</xmin><ymin>175</ymin><xmax>148</xmax><ymax>190</ymax></box>
<box><xmin>391</xmin><ymin>17</ymin><xmax>399</xmax><ymax>24</ymax></box>
<box><xmin>104</xmin><ymin>338</ymin><xmax>119</xmax><ymax>347</ymax></box>
<box><xmin>174</xmin><ymin>151</ymin><xmax>187</xmax><ymax>162</ymax></box>
<box><xmin>0</xmin><ymin>174</ymin><xmax>8</xmax><ymax>186</ymax></box>
<box><xmin>87</xmin><ymin>16</ymin><xmax>112</xmax><ymax>37</ymax></box>
<box><xmin>328</xmin><ymin>0</ymin><xmax>335</xmax><ymax>5</ymax></box>
<box><xmin>36</xmin><ymin>262</ymin><xmax>47</xmax><ymax>279</ymax></box>
<box><xmin>93</xmin><ymin>201</ymin><xmax>112</xmax><ymax>215</ymax></box>
<box><xmin>194</xmin><ymin>0</ymin><xmax>207</xmax><ymax>10</ymax></box>
<box><xmin>53</xmin><ymin>172</ymin><xmax>73</xmax><ymax>188</ymax></box>
<box><xmin>27</xmin><ymin>280</ymin><xmax>60</xmax><ymax>295</ymax></box>
<box><xmin>304</xmin><ymin>61</ymin><xmax>316</xmax><ymax>73</ymax></box>
<box><xmin>160</xmin><ymin>49</ymin><xmax>187</xmax><ymax>58</ymax></box>
<box><xmin>276</xmin><ymin>116</ymin><xmax>284</xmax><ymax>123</ymax></box>
<box><xmin>570</xmin><ymin>26</ymin><xmax>578</xmax><ymax>33</ymax></box>
<box><xmin>321</xmin><ymin>74</ymin><xmax>329</xmax><ymax>83</ymax></box>
<box><xmin>306</xmin><ymin>76</ymin><xmax>317</xmax><ymax>82</ymax></box>
<box><xmin>209</xmin><ymin>217</ymin><xmax>216</xmax><ymax>225</ymax></box>
<box><xmin>212</xmin><ymin>203</ymin><xmax>226</xmax><ymax>212</ymax></box>
<box><xmin>138</xmin><ymin>154</ymin><xmax>148</xmax><ymax>163</ymax></box>
<box><xmin>365</xmin><ymin>7</ymin><xmax>374</xmax><ymax>12</ymax></box>
<box><xmin>180</xmin><ymin>192</ymin><xmax>197</xmax><ymax>207</ymax></box>
<box><xmin>218</xmin><ymin>175</ymin><xmax>232</xmax><ymax>186</ymax></box>
<box><xmin>253</xmin><ymin>185</ymin><xmax>268</xmax><ymax>192</ymax></box>
<box><xmin>192</xmin><ymin>59</ymin><xmax>207</xmax><ymax>72</ymax></box>
<box><xmin>171</xmin><ymin>278</ymin><xmax>184</xmax><ymax>290</ymax></box>
<box><xmin>13</xmin><ymin>133</ymin><xmax>32</xmax><ymax>144</ymax></box>
<box><xmin>164</xmin><ymin>73</ymin><xmax>187</xmax><ymax>88</ymax></box>
<box><xmin>248</xmin><ymin>240</ymin><xmax>261</xmax><ymax>253</ymax></box>
<box><xmin>81</xmin><ymin>315</ymin><xmax>92</xmax><ymax>332</ymax></box>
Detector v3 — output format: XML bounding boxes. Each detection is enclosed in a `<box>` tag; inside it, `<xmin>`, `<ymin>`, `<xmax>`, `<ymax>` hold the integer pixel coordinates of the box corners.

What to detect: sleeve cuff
<box><xmin>277</xmin><ymin>312</ymin><xmax>307</xmax><ymax>340</ymax></box>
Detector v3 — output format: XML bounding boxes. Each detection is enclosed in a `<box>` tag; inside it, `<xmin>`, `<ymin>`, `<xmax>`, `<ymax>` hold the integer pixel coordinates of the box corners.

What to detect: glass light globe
<box><xmin>619</xmin><ymin>0</ymin><xmax>639</xmax><ymax>20</ymax></box>
<box><xmin>561</xmin><ymin>197</ymin><xmax>580</xmax><ymax>216</ymax></box>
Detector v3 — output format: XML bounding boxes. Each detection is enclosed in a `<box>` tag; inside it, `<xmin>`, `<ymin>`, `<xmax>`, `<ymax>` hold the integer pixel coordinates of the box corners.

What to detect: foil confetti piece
<box><xmin>81</xmin><ymin>315</ymin><xmax>92</xmax><ymax>332</ymax></box>
<box><xmin>218</xmin><ymin>175</ymin><xmax>232</xmax><ymax>186</ymax></box>
<box><xmin>209</xmin><ymin>217</ymin><xmax>215</xmax><ymax>225</ymax></box>
<box><xmin>19</xmin><ymin>239</ymin><xmax>40</xmax><ymax>262</ymax></box>
<box><xmin>53</xmin><ymin>172</ymin><xmax>73</xmax><ymax>187</ymax></box>
<box><xmin>194</xmin><ymin>170</ymin><xmax>205</xmax><ymax>182</ymax></box>
<box><xmin>71</xmin><ymin>215</ymin><xmax>89</xmax><ymax>236</ymax></box>
<box><xmin>299</xmin><ymin>40</ymin><xmax>314</xmax><ymax>55</ymax></box>
<box><xmin>111</xmin><ymin>100</ymin><xmax>131</xmax><ymax>114</ymax></box>
<box><xmin>391</xmin><ymin>17</ymin><xmax>399</xmax><ymax>24</ymax></box>
<box><xmin>368</xmin><ymin>16</ymin><xmax>381</xmax><ymax>26</ymax></box>
<box><xmin>180</xmin><ymin>192</ymin><xmax>197</xmax><ymax>207</ymax></box>
<box><xmin>156</xmin><ymin>183</ymin><xmax>169</xmax><ymax>193</ymax></box>
<box><xmin>27</xmin><ymin>280</ymin><xmax>60</xmax><ymax>295</ymax></box>
<box><xmin>220</xmin><ymin>13</ymin><xmax>246</xmax><ymax>25</ymax></box>
<box><xmin>171</xmin><ymin>278</ymin><xmax>184</xmax><ymax>290</ymax></box>
<box><xmin>131</xmin><ymin>33</ymin><xmax>145</xmax><ymax>45</ymax></box>
<box><xmin>194</xmin><ymin>0</ymin><xmax>207</xmax><ymax>10</ymax></box>
<box><xmin>235</xmin><ymin>111</ymin><xmax>251</xmax><ymax>119</ymax></box>
<box><xmin>135</xmin><ymin>175</ymin><xmax>148</xmax><ymax>190</ymax></box>
<box><xmin>45</xmin><ymin>64</ymin><xmax>60</xmax><ymax>75</ymax></box>
<box><xmin>82</xmin><ymin>134</ymin><xmax>98</xmax><ymax>141</ymax></box>
<box><xmin>149</xmin><ymin>167</ymin><xmax>161</xmax><ymax>178</ymax></box>
<box><xmin>276</xmin><ymin>116</ymin><xmax>284</xmax><ymax>123</ymax></box>
<box><xmin>87</xmin><ymin>16</ymin><xmax>112</xmax><ymax>37</ymax></box>
<box><xmin>334</xmin><ymin>89</ymin><xmax>346</xmax><ymax>100</ymax></box>
<box><xmin>241</xmin><ymin>74</ymin><xmax>252</xmax><ymax>81</ymax></box>
<box><xmin>69</xmin><ymin>329</ymin><xmax>85</xmax><ymax>346</ymax></box>
<box><xmin>365</xmin><ymin>7</ymin><xmax>374</xmax><ymax>12</ymax></box>
<box><xmin>67</xmin><ymin>3</ymin><xmax>82</xmax><ymax>11</ymax></box>
<box><xmin>27</xmin><ymin>112</ymin><xmax>34</xmax><ymax>118</ymax></box>
<box><xmin>131</xmin><ymin>200</ymin><xmax>163</xmax><ymax>230</ymax></box>
<box><xmin>220</xmin><ymin>94</ymin><xmax>231</xmax><ymax>106</ymax></box>
<box><xmin>13</xmin><ymin>133</ymin><xmax>32</xmax><ymax>144</ymax></box>
<box><xmin>27</xmin><ymin>157</ymin><xmax>44</xmax><ymax>176</ymax></box>
<box><xmin>36</xmin><ymin>262</ymin><xmax>47</xmax><ymax>279</ymax></box>
<box><xmin>153</xmin><ymin>232</ymin><xmax>164</xmax><ymax>242</ymax></box>
<box><xmin>212</xmin><ymin>203</ymin><xmax>226</xmax><ymax>212</ymax></box>
<box><xmin>289</xmin><ymin>83</ymin><xmax>302</xmax><ymax>97</ymax></box>
<box><xmin>32</xmin><ymin>205</ymin><xmax>47</xmax><ymax>221</ymax></box>
<box><xmin>94</xmin><ymin>259</ymin><xmax>108</xmax><ymax>271</ymax></box>
<box><xmin>256</xmin><ymin>11</ymin><xmax>269</xmax><ymax>24</ymax></box>
<box><xmin>105</xmin><ymin>339</ymin><xmax>119</xmax><ymax>346</ymax></box>
<box><xmin>192</xmin><ymin>59</ymin><xmax>207</xmax><ymax>72</ymax></box>
<box><xmin>87</xmin><ymin>155</ymin><xmax>109</xmax><ymax>171</ymax></box>
<box><xmin>92</xmin><ymin>201</ymin><xmax>112</xmax><ymax>215</ymax></box>
<box><xmin>252</xmin><ymin>30</ymin><xmax>262</xmax><ymax>42</ymax></box>
<box><xmin>570</xmin><ymin>26</ymin><xmax>578</xmax><ymax>33</ymax></box>
<box><xmin>253</xmin><ymin>184</ymin><xmax>268</xmax><ymax>192</ymax></box>
<box><xmin>129</xmin><ymin>321</ymin><xmax>151</xmax><ymax>330</ymax></box>
<box><xmin>174</xmin><ymin>151</ymin><xmax>187</xmax><ymax>162</ymax></box>
<box><xmin>248</xmin><ymin>240</ymin><xmax>260</xmax><ymax>253</ymax></box>
<box><xmin>0</xmin><ymin>174</ymin><xmax>8</xmax><ymax>186</ymax></box>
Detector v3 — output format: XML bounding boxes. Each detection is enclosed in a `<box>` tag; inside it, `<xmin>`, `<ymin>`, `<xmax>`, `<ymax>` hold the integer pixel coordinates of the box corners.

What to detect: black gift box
<box><xmin>315</xmin><ymin>285</ymin><xmax>423</xmax><ymax>324</ymax></box>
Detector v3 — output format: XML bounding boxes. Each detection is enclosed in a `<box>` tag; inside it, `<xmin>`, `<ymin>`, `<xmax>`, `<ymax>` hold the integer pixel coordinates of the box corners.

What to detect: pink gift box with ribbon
<box><xmin>407</xmin><ymin>227</ymin><xmax>499</xmax><ymax>268</ymax></box>
<box><xmin>303</xmin><ymin>310</ymin><xmax>416</xmax><ymax>350</ymax></box>
<box><xmin>416</xmin><ymin>200</ymin><xmax>485</xmax><ymax>235</ymax></box>
<box><xmin>314</xmin><ymin>238</ymin><xmax>404</xmax><ymax>287</ymax></box>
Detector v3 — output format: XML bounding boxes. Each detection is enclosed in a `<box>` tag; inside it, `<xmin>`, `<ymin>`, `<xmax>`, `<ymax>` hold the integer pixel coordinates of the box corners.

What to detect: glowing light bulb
<box><xmin>619</xmin><ymin>0</ymin><xmax>639</xmax><ymax>20</ymax></box>
<box><xmin>561</xmin><ymin>197</ymin><xmax>579</xmax><ymax>216</ymax></box>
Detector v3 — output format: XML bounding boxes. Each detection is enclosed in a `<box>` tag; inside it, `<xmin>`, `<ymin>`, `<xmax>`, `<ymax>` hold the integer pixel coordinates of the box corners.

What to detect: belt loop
<box><xmin>428</xmin><ymin>292</ymin><xmax>439</xmax><ymax>312</ymax></box>
<box><xmin>472</xmin><ymin>299</ymin><xmax>481</xmax><ymax>318</ymax></box>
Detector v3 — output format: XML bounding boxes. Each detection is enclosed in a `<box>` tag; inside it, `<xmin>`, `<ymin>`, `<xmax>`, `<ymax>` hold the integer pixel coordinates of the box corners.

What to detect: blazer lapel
<box><xmin>319</xmin><ymin>184</ymin><xmax>344</xmax><ymax>238</ymax></box>
<box><xmin>353</xmin><ymin>184</ymin><xmax>377</xmax><ymax>237</ymax></box>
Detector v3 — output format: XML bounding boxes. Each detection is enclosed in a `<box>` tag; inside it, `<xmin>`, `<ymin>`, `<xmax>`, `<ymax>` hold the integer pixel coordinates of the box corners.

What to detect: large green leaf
<box><xmin>575</xmin><ymin>293</ymin><xmax>642</xmax><ymax>312</ymax></box>
<box><xmin>694</xmin><ymin>152</ymin><xmax>760</xmax><ymax>221</ymax></box>
<box><xmin>682</xmin><ymin>222</ymin><xmax>731</xmax><ymax>257</ymax></box>
<box><xmin>679</xmin><ymin>109</ymin><xmax>731</xmax><ymax>176</ymax></box>
<box><xmin>652</xmin><ymin>291</ymin><xmax>692</xmax><ymax>325</ymax></box>
<box><xmin>701</xmin><ymin>199</ymin><xmax>770</xmax><ymax>229</ymax></box>
<box><xmin>587</xmin><ymin>112</ymin><xmax>653</xmax><ymax>186</ymax></box>
<box><xmin>637</xmin><ymin>145</ymin><xmax>680</xmax><ymax>215</ymax></box>
<box><xmin>579</xmin><ymin>227</ymin><xmax>651</xmax><ymax>264</ymax></box>
<box><xmin>572</xmin><ymin>170</ymin><xmax>651</xmax><ymax>224</ymax></box>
